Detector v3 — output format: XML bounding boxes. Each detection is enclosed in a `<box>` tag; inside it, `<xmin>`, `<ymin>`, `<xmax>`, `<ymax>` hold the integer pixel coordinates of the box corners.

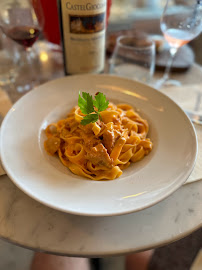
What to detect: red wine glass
<box><xmin>0</xmin><ymin>0</ymin><xmax>44</xmax><ymax>92</ymax></box>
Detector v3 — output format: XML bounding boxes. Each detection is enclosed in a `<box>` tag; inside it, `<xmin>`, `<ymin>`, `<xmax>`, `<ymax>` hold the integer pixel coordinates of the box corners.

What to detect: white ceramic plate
<box><xmin>0</xmin><ymin>74</ymin><xmax>197</xmax><ymax>216</ymax></box>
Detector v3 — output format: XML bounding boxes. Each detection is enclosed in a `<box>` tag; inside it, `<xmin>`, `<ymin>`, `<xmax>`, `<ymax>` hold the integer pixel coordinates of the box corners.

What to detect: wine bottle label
<box><xmin>60</xmin><ymin>0</ymin><xmax>106</xmax><ymax>74</ymax></box>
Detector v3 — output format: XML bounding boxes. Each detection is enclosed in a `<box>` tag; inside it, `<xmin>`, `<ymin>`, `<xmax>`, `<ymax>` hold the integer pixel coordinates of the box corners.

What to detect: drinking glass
<box><xmin>0</xmin><ymin>31</ymin><xmax>18</xmax><ymax>86</ymax></box>
<box><xmin>109</xmin><ymin>33</ymin><xmax>155</xmax><ymax>85</ymax></box>
<box><xmin>155</xmin><ymin>0</ymin><xmax>202</xmax><ymax>89</ymax></box>
<box><xmin>0</xmin><ymin>0</ymin><xmax>44</xmax><ymax>92</ymax></box>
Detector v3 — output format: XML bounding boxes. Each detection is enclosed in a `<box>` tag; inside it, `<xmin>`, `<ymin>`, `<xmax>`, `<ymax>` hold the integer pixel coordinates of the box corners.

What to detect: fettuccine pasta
<box><xmin>44</xmin><ymin>102</ymin><xmax>152</xmax><ymax>180</ymax></box>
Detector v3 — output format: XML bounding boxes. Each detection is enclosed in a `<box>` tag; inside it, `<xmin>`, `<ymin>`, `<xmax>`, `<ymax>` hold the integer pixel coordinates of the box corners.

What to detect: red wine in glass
<box><xmin>5</xmin><ymin>26</ymin><xmax>40</xmax><ymax>48</ymax></box>
<box><xmin>0</xmin><ymin>0</ymin><xmax>44</xmax><ymax>92</ymax></box>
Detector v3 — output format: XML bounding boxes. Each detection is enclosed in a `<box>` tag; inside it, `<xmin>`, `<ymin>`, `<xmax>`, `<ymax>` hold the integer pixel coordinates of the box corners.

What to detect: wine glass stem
<box><xmin>162</xmin><ymin>47</ymin><xmax>178</xmax><ymax>82</ymax></box>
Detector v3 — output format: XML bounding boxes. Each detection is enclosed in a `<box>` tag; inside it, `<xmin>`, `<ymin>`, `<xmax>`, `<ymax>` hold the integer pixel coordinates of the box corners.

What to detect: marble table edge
<box><xmin>0</xmin><ymin>222</ymin><xmax>201</xmax><ymax>258</ymax></box>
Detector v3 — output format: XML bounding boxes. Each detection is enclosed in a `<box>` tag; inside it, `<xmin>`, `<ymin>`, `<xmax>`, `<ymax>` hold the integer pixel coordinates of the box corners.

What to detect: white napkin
<box><xmin>0</xmin><ymin>88</ymin><xmax>12</xmax><ymax>176</ymax></box>
<box><xmin>161</xmin><ymin>84</ymin><xmax>202</xmax><ymax>184</ymax></box>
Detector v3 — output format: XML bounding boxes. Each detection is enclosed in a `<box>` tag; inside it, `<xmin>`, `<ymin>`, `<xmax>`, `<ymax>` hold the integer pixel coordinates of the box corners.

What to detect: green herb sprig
<box><xmin>78</xmin><ymin>92</ymin><xmax>109</xmax><ymax>125</ymax></box>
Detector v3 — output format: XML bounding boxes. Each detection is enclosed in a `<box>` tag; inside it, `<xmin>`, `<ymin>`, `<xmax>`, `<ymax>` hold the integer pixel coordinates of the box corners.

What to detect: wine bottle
<box><xmin>58</xmin><ymin>0</ymin><xmax>107</xmax><ymax>75</ymax></box>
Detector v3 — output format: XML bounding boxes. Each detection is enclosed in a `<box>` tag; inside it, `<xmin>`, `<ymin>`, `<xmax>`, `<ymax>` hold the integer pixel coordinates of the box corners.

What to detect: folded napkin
<box><xmin>0</xmin><ymin>88</ymin><xmax>12</xmax><ymax>176</ymax></box>
<box><xmin>162</xmin><ymin>84</ymin><xmax>202</xmax><ymax>184</ymax></box>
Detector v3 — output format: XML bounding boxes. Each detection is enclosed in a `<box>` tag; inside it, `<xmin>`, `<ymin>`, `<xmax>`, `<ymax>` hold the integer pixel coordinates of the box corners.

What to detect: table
<box><xmin>0</xmin><ymin>174</ymin><xmax>201</xmax><ymax>257</ymax></box>
<box><xmin>0</xmin><ymin>41</ymin><xmax>202</xmax><ymax>257</ymax></box>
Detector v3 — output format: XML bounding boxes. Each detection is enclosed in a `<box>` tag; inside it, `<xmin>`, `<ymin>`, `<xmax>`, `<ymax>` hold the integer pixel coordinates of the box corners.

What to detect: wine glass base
<box><xmin>185</xmin><ymin>110</ymin><xmax>202</xmax><ymax>125</ymax></box>
<box><xmin>154</xmin><ymin>77</ymin><xmax>181</xmax><ymax>89</ymax></box>
<box><xmin>14</xmin><ymin>40</ymin><xmax>64</xmax><ymax>93</ymax></box>
<box><xmin>162</xmin><ymin>79</ymin><xmax>181</xmax><ymax>87</ymax></box>
<box><xmin>13</xmin><ymin>47</ymin><xmax>41</xmax><ymax>93</ymax></box>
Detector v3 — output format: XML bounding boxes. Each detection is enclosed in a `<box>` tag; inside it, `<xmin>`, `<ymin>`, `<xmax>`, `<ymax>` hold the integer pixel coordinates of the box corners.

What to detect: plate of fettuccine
<box><xmin>0</xmin><ymin>74</ymin><xmax>197</xmax><ymax>216</ymax></box>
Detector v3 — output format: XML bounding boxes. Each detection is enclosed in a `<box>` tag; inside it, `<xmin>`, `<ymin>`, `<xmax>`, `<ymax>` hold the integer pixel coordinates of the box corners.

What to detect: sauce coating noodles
<box><xmin>44</xmin><ymin>102</ymin><xmax>153</xmax><ymax>180</ymax></box>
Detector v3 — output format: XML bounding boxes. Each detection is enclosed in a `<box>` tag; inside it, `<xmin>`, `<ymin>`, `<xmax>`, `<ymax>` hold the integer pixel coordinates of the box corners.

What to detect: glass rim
<box><xmin>116</xmin><ymin>34</ymin><xmax>155</xmax><ymax>51</ymax></box>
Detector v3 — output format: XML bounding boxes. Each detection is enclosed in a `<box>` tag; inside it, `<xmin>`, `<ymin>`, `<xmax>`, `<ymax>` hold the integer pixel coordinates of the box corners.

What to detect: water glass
<box><xmin>0</xmin><ymin>32</ymin><xmax>17</xmax><ymax>86</ymax></box>
<box><xmin>109</xmin><ymin>33</ymin><xmax>155</xmax><ymax>85</ymax></box>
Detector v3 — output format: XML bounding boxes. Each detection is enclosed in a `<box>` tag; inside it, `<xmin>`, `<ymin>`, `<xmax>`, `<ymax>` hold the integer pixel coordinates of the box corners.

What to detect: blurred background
<box><xmin>108</xmin><ymin>0</ymin><xmax>202</xmax><ymax>64</ymax></box>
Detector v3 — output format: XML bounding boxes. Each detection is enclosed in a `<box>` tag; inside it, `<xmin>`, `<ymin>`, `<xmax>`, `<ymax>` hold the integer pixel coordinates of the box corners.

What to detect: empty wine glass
<box><xmin>155</xmin><ymin>0</ymin><xmax>202</xmax><ymax>89</ymax></box>
<box><xmin>109</xmin><ymin>33</ymin><xmax>155</xmax><ymax>85</ymax></box>
<box><xmin>0</xmin><ymin>0</ymin><xmax>44</xmax><ymax>92</ymax></box>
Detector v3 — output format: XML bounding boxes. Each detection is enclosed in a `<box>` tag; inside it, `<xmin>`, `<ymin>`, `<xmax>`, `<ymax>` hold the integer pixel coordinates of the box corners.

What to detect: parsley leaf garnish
<box><xmin>78</xmin><ymin>91</ymin><xmax>109</xmax><ymax>125</ymax></box>
<box><xmin>93</xmin><ymin>92</ymin><xmax>109</xmax><ymax>112</ymax></box>
<box><xmin>78</xmin><ymin>92</ymin><xmax>94</xmax><ymax>115</ymax></box>
<box><xmin>81</xmin><ymin>113</ymin><xmax>99</xmax><ymax>125</ymax></box>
